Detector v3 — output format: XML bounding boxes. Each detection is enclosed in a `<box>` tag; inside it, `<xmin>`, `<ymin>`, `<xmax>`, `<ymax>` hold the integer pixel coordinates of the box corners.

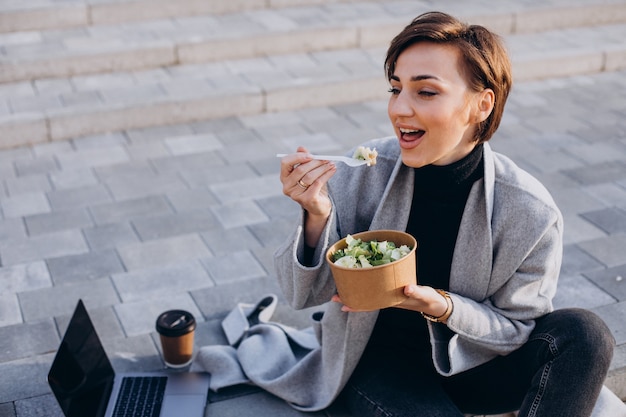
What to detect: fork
<box><xmin>275</xmin><ymin>153</ymin><xmax>368</xmax><ymax>167</ymax></box>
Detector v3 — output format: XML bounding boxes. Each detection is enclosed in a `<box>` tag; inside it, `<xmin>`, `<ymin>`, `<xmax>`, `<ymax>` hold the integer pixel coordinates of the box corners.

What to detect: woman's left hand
<box><xmin>331</xmin><ymin>285</ymin><xmax>448</xmax><ymax>316</ymax></box>
<box><xmin>396</xmin><ymin>285</ymin><xmax>448</xmax><ymax>317</ymax></box>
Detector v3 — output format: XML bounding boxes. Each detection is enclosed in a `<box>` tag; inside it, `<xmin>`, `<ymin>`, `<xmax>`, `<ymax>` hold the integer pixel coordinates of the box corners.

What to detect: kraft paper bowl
<box><xmin>326</xmin><ymin>230</ymin><xmax>418</xmax><ymax>310</ymax></box>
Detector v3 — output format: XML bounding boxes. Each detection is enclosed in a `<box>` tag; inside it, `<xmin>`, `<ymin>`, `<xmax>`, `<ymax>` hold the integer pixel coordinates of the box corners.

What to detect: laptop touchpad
<box><xmin>161</xmin><ymin>394</ymin><xmax>206</xmax><ymax>415</ymax></box>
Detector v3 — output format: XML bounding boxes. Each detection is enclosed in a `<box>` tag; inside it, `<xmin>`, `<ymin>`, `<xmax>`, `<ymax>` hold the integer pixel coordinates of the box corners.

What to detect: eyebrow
<box><xmin>390</xmin><ymin>74</ymin><xmax>440</xmax><ymax>82</ymax></box>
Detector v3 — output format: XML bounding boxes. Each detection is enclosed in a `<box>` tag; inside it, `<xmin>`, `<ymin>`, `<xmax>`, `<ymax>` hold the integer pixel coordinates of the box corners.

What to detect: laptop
<box><xmin>48</xmin><ymin>299</ymin><xmax>210</xmax><ymax>417</ymax></box>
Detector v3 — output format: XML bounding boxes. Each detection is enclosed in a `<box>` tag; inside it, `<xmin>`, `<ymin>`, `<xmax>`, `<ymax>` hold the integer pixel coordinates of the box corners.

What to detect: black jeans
<box><xmin>343</xmin><ymin>308</ymin><xmax>615</xmax><ymax>417</ymax></box>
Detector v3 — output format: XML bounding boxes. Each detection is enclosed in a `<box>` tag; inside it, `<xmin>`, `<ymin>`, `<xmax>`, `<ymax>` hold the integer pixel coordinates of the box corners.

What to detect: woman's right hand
<box><xmin>278</xmin><ymin>146</ymin><xmax>337</xmax><ymax>246</ymax></box>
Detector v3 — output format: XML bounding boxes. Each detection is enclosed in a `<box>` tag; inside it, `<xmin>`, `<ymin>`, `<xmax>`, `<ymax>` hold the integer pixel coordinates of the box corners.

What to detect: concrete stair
<box><xmin>1</xmin><ymin>0</ymin><xmax>626</xmax><ymax>149</ymax></box>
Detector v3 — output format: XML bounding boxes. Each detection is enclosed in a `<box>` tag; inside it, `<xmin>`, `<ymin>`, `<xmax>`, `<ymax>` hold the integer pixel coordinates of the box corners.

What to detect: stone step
<box><xmin>0</xmin><ymin>0</ymin><xmax>368</xmax><ymax>32</ymax></box>
<box><xmin>1</xmin><ymin>21</ymin><xmax>626</xmax><ymax>149</ymax></box>
<box><xmin>2</xmin><ymin>1</ymin><xmax>626</xmax><ymax>84</ymax></box>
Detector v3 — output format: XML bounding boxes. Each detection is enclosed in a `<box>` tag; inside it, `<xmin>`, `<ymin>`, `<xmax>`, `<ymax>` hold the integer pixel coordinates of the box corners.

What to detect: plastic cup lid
<box><xmin>155</xmin><ymin>310</ymin><xmax>196</xmax><ymax>337</ymax></box>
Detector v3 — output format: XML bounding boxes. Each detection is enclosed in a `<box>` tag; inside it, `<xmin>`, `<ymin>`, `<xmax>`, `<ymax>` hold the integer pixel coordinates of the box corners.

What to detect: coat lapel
<box><xmin>449</xmin><ymin>144</ymin><xmax>495</xmax><ymax>301</ymax></box>
<box><xmin>369</xmin><ymin>160</ymin><xmax>414</xmax><ymax>231</ymax></box>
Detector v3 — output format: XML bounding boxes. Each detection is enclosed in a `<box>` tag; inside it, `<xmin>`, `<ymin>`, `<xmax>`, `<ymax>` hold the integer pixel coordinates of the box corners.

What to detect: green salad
<box><xmin>331</xmin><ymin>234</ymin><xmax>412</xmax><ymax>268</ymax></box>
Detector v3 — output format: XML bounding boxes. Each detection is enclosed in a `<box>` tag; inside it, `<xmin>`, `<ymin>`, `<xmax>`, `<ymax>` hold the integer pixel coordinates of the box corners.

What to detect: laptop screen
<box><xmin>48</xmin><ymin>299</ymin><xmax>116</xmax><ymax>417</ymax></box>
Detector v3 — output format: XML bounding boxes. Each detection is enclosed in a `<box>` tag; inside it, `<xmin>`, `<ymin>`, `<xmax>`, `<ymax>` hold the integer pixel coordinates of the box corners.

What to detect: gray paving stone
<box><xmin>71</xmin><ymin>131</ymin><xmax>128</xmax><ymax>150</ymax></box>
<box><xmin>4</xmin><ymin>174</ymin><xmax>53</xmax><ymax>196</ymax></box>
<box><xmin>9</xmin><ymin>94</ymin><xmax>63</xmax><ymax>113</ymax></box>
<box><xmin>0</xmin><ymin>261</ymin><xmax>51</xmax><ymax>294</ymax></box>
<box><xmin>0</xmin><ymin>319</ymin><xmax>59</xmax><ymax>363</ymax></box>
<box><xmin>113</xmin><ymin>292</ymin><xmax>203</xmax><ymax>336</ymax></box>
<box><xmin>46</xmin><ymin>249</ymin><xmax>124</xmax><ymax>285</ymax></box>
<box><xmin>178</xmin><ymin>162</ymin><xmax>257</xmax><ymax>187</ymax></box>
<box><xmin>0</xmin><ymin>353</ymin><xmax>55</xmax><ymax>404</ymax></box>
<box><xmin>561</xmin><ymin>244</ymin><xmax>605</xmax><ymax>276</ymax></box>
<box><xmin>553</xmin><ymin>274</ymin><xmax>616</xmax><ymax>310</ymax></box>
<box><xmin>0</xmin><ymin>192</ymin><xmax>50</xmax><ymax>218</ymax></box>
<box><xmin>562</xmin><ymin>160</ymin><xmax>626</xmax><ymax>185</ymax></box>
<box><xmin>55</xmin><ymin>303</ymin><xmax>125</xmax><ymax>341</ymax></box>
<box><xmin>584</xmin><ymin>265</ymin><xmax>626</xmax><ymax>302</ymax></box>
<box><xmin>561</xmin><ymin>213</ymin><xmax>606</xmax><ymax>245</ymax></box>
<box><xmin>124</xmin><ymin>141</ymin><xmax>170</xmax><ymax>161</ymax></box>
<box><xmin>125</xmin><ymin>123</ymin><xmax>195</xmax><ymax>143</ymax></box>
<box><xmin>131</xmin><ymin>209</ymin><xmax>219</xmax><ymax>241</ymax></box>
<box><xmin>252</xmin><ymin>122</ymin><xmax>309</xmax><ymax>144</ymax></box>
<box><xmin>580</xmin><ymin>207</ymin><xmax>626</xmax><ymax>234</ymax></box>
<box><xmin>593</xmin><ymin>300</ymin><xmax>626</xmax><ymax>345</ymax></box>
<box><xmin>255</xmin><ymin>194</ymin><xmax>300</xmax><ymax>221</ymax></box>
<box><xmin>549</xmin><ymin>186</ymin><xmax>606</xmax><ymax>217</ymax></box>
<box><xmin>82</xmin><ymin>222</ymin><xmax>140</xmax><ymax>251</ymax></box>
<box><xmin>189</xmin><ymin>318</ymin><xmax>228</xmax><ymax>353</ymax></box>
<box><xmin>209</xmin><ymin>174</ymin><xmax>281</xmax><ymax>204</ymax></box>
<box><xmin>0</xmin><ymin>294</ymin><xmax>21</xmax><ymax>327</ymax></box>
<box><xmin>210</xmin><ymin>200</ymin><xmax>270</xmax><ymax>229</ymax></box>
<box><xmin>104</xmin><ymin>170</ymin><xmax>188</xmax><ymax>201</ymax></box>
<box><xmin>252</xmin><ymin>245</ymin><xmax>281</xmax><ymax>278</ymax></box>
<box><xmin>48</xmin><ymin>167</ymin><xmax>99</xmax><ymax>189</ymax></box>
<box><xmin>280</xmin><ymin>132</ymin><xmax>343</xmax><ymax>155</ymax></box>
<box><xmin>103</xmin><ymin>333</ymin><xmax>162</xmax><ymax>372</ymax></box>
<box><xmin>0</xmin><ymin>403</ymin><xmax>16</xmax><ymax>417</ymax></box>
<box><xmin>93</xmin><ymin>158</ymin><xmax>154</xmax><ymax>181</ymax></box>
<box><xmin>582</xmin><ymin>183</ymin><xmax>626</xmax><ymax>207</ymax></box>
<box><xmin>150</xmin><ymin>151</ymin><xmax>226</xmax><ymax>176</ymax></box>
<box><xmin>191</xmin><ymin>276</ymin><xmax>281</xmax><ymax>320</ymax></box>
<box><xmin>18</xmin><ymin>278</ymin><xmax>119</xmax><ymax>322</ymax></box>
<box><xmin>164</xmin><ymin>133</ymin><xmax>223</xmax><ymax>156</ymax></box>
<box><xmin>55</xmin><ymin>145</ymin><xmax>130</xmax><ymax>170</ymax></box>
<box><xmin>0</xmin><ymin>229</ymin><xmax>88</xmax><ymax>267</ymax></box>
<box><xmin>518</xmin><ymin>149</ymin><xmax>583</xmax><ymax>174</ymax></box>
<box><xmin>0</xmin><ymin>217</ymin><xmax>26</xmax><ymax>241</ymax></box>
<box><xmin>578</xmin><ymin>234</ymin><xmax>626</xmax><ymax>268</ymax></box>
<box><xmin>200</xmin><ymin>226</ymin><xmax>262</xmax><ymax>255</ymax></box>
<box><xmin>13</xmin><ymin>155</ymin><xmax>58</xmax><ymax>176</ymax></box>
<box><xmin>89</xmin><ymin>195</ymin><xmax>173</xmax><ymax>225</ymax></box>
<box><xmin>60</xmin><ymin>90</ymin><xmax>103</xmax><ymax>108</ymax></box>
<box><xmin>200</xmin><ymin>250</ymin><xmax>266</xmax><ymax>285</ymax></box>
<box><xmin>117</xmin><ymin>233</ymin><xmax>211</xmax><ymax>270</ymax></box>
<box><xmin>112</xmin><ymin>260</ymin><xmax>212</xmax><ymax>302</ymax></box>
<box><xmin>14</xmin><ymin>394</ymin><xmax>63</xmax><ymax>417</ymax></box>
<box><xmin>248</xmin><ymin>217</ymin><xmax>297</xmax><ymax>249</ymax></box>
<box><xmin>24</xmin><ymin>207</ymin><xmax>93</xmax><ymax>235</ymax></box>
<box><xmin>46</xmin><ymin>184</ymin><xmax>112</xmax><ymax>210</ymax></box>
<box><xmin>165</xmin><ymin>188</ymin><xmax>219</xmax><ymax>212</ymax></box>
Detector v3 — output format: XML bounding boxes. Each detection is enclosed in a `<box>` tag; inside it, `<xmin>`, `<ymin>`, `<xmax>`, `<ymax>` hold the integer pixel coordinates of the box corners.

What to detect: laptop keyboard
<box><xmin>112</xmin><ymin>376</ymin><xmax>167</xmax><ymax>417</ymax></box>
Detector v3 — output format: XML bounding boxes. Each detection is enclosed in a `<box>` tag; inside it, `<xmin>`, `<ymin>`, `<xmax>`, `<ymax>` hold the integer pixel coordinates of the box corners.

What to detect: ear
<box><xmin>471</xmin><ymin>88</ymin><xmax>495</xmax><ymax>124</ymax></box>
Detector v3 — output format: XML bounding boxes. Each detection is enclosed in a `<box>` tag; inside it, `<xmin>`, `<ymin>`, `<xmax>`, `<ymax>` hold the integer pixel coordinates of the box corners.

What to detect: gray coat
<box><xmin>272</xmin><ymin>137</ymin><xmax>563</xmax><ymax>411</ymax></box>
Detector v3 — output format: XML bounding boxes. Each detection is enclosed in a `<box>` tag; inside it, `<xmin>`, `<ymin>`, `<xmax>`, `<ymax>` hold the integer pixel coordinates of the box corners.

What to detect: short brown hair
<box><xmin>385</xmin><ymin>11</ymin><xmax>512</xmax><ymax>143</ymax></box>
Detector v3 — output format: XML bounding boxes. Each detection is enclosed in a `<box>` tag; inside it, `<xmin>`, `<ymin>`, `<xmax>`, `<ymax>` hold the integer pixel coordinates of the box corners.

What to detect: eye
<box><xmin>419</xmin><ymin>90</ymin><xmax>437</xmax><ymax>97</ymax></box>
<box><xmin>388</xmin><ymin>87</ymin><xmax>400</xmax><ymax>95</ymax></box>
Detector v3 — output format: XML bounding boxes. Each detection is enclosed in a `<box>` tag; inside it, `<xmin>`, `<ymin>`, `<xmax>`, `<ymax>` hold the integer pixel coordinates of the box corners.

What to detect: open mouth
<box><xmin>399</xmin><ymin>128</ymin><xmax>425</xmax><ymax>141</ymax></box>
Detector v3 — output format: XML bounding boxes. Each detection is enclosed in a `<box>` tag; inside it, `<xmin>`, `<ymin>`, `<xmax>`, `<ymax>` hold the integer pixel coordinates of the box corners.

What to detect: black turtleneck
<box><xmin>365</xmin><ymin>144</ymin><xmax>484</xmax><ymax>354</ymax></box>
<box><xmin>407</xmin><ymin>143</ymin><xmax>484</xmax><ymax>290</ymax></box>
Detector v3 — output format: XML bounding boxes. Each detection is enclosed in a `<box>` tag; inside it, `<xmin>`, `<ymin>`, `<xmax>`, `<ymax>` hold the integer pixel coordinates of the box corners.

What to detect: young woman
<box><xmin>275</xmin><ymin>12</ymin><xmax>617</xmax><ymax>416</ymax></box>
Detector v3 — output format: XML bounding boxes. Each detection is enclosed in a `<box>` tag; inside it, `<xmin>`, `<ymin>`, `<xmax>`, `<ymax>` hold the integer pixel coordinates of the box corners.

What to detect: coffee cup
<box><xmin>155</xmin><ymin>310</ymin><xmax>196</xmax><ymax>368</ymax></box>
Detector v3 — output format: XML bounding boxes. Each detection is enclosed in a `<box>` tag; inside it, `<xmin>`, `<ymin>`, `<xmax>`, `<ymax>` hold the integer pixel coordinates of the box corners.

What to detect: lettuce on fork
<box><xmin>331</xmin><ymin>234</ymin><xmax>412</xmax><ymax>268</ymax></box>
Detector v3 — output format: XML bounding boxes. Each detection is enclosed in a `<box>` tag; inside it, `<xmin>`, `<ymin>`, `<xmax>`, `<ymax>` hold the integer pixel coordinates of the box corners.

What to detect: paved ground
<box><xmin>1</xmin><ymin>1</ymin><xmax>626</xmax><ymax>417</ymax></box>
<box><xmin>0</xmin><ymin>69</ymin><xmax>625</xmax><ymax>417</ymax></box>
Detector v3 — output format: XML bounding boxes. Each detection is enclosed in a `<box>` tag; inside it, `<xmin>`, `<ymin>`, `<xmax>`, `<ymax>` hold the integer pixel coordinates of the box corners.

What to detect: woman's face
<box><xmin>388</xmin><ymin>42</ymin><xmax>486</xmax><ymax>168</ymax></box>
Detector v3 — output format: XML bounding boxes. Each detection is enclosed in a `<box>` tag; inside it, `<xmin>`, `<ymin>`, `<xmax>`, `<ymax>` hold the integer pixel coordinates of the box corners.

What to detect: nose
<box><xmin>388</xmin><ymin>90</ymin><xmax>413</xmax><ymax>118</ymax></box>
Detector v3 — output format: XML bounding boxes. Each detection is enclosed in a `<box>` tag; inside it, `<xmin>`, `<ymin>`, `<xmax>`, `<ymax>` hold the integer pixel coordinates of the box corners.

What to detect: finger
<box><xmin>404</xmin><ymin>284</ymin><xmax>419</xmax><ymax>297</ymax></box>
<box><xmin>278</xmin><ymin>149</ymin><xmax>313</xmax><ymax>179</ymax></box>
<box><xmin>293</xmin><ymin>161</ymin><xmax>335</xmax><ymax>193</ymax></box>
